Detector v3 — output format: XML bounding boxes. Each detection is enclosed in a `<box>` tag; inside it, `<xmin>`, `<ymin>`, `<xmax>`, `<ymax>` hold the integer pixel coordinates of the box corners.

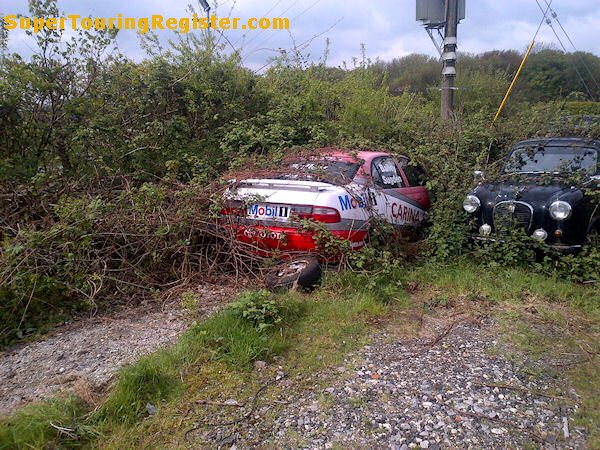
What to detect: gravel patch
<box><xmin>0</xmin><ymin>283</ymin><xmax>237</xmax><ymax>416</ymax></box>
<box><xmin>237</xmin><ymin>316</ymin><xmax>587</xmax><ymax>449</ymax></box>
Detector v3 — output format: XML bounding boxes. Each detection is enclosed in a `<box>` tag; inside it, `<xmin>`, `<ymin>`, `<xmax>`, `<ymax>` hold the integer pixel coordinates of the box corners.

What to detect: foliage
<box><xmin>230</xmin><ymin>290</ymin><xmax>285</xmax><ymax>332</ymax></box>
<box><xmin>0</xmin><ymin>180</ymin><xmax>226</xmax><ymax>347</ymax></box>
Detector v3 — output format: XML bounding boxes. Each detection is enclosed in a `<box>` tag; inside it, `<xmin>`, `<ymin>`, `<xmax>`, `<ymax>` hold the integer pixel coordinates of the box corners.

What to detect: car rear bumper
<box><xmin>226</xmin><ymin>224</ymin><xmax>368</xmax><ymax>254</ymax></box>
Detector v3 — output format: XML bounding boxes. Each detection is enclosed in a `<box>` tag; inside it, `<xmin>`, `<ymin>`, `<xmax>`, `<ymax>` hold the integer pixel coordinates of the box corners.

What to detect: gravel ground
<box><xmin>222</xmin><ymin>315</ymin><xmax>587</xmax><ymax>449</ymax></box>
<box><xmin>0</xmin><ymin>283</ymin><xmax>237</xmax><ymax>416</ymax></box>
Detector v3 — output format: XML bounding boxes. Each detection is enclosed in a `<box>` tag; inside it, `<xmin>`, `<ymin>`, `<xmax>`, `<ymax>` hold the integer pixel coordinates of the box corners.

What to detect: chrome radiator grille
<box><xmin>493</xmin><ymin>201</ymin><xmax>533</xmax><ymax>233</ymax></box>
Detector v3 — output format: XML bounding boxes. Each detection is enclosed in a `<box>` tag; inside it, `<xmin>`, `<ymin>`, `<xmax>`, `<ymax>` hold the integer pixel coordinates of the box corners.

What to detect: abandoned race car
<box><xmin>463</xmin><ymin>137</ymin><xmax>600</xmax><ymax>253</ymax></box>
<box><xmin>221</xmin><ymin>149</ymin><xmax>431</xmax><ymax>289</ymax></box>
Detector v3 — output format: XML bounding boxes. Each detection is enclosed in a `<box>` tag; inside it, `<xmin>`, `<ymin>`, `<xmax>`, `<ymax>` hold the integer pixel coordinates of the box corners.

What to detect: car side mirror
<box><xmin>474</xmin><ymin>170</ymin><xmax>485</xmax><ymax>181</ymax></box>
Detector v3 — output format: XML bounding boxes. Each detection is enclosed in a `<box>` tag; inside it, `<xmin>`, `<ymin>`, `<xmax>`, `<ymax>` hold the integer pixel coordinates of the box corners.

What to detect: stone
<box><xmin>254</xmin><ymin>360</ymin><xmax>267</xmax><ymax>370</ymax></box>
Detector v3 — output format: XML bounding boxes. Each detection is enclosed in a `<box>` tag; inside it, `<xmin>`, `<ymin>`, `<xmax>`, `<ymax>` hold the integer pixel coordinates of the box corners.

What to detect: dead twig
<box><xmin>195</xmin><ymin>399</ymin><xmax>245</xmax><ymax>408</ymax></box>
<box><xmin>49</xmin><ymin>422</ymin><xmax>78</xmax><ymax>440</ymax></box>
<box><xmin>184</xmin><ymin>384</ymin><xmax>269</xmax><ymax>441</ymax></box>
<box><xmin>206</xmin><ymin>384</ymin><xmax>268</xmax><ymax>427</ymax></box>
<box><xmin>424</xmin><ymin>319</ymin><xmax>457</xmax><ymax>347</ymax></box>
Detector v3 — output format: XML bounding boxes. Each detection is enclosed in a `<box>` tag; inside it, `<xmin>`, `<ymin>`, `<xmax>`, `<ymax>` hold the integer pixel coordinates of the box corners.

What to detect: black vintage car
<box><xmin>463</xmin><ymin>137</ymin><xmax>600</xmax><ymax>253</ymax></box>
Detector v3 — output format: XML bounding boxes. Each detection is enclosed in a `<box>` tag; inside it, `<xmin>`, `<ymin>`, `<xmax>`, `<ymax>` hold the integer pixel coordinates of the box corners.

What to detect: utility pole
<box><xmin>441</xmin><ymin>0</ymin><xmax>458</xmax><ymax>119</ymax></box>
<box><xmin>416</xmin><ymin>0</ymin><xmax>465</xmax><ymax>119</ymax></box>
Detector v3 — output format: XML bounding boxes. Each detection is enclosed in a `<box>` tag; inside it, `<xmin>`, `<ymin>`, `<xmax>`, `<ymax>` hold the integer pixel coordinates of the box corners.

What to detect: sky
<box><xmin>3</xmin><ymin>0</ymin><xmax>600</xmax><ymax>70</ymax></box>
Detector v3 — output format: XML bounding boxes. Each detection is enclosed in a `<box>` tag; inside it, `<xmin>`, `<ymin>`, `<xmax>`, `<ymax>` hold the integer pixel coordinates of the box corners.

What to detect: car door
<box><xmin>370</xmin><ymin>156</ymin><xmax>427</xmax><ymax>226</ymax></box>
<box><xmin>397</xmin><ymin>157</ymin><xmax>431</xmax><ymax>210</ymax></box>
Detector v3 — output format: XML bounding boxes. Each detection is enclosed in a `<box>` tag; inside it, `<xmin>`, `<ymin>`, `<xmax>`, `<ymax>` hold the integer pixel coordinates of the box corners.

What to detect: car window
<box><xmin>399</xmin><ymin>160</ymin><xmax>427</xmax><ymax>187</ymax></box>
<box><xmin>282</xmin><ymin>160</ymin><xmax>360</xmax><ymax>185</ymax></box>
<box><xmin>372</xmin><ymin>157</ymin><xmax>405</xmax><ymax>189</ymax></box>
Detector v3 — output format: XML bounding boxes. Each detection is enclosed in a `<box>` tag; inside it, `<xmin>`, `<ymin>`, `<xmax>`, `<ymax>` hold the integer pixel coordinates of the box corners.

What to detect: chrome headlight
<box><xmin>549</xmin><ymin>201</ymin><xmax>572</xmax><ymax>220</ymax></box>
<box><xmin>479</xmin><ymin>224</ymin><xmax>492</xmax><ymax>236</ymax></box>
<box><xmin>463</xmin><ymin>195</ymin><xmax>481</xmax><ymax>214</ymax></box>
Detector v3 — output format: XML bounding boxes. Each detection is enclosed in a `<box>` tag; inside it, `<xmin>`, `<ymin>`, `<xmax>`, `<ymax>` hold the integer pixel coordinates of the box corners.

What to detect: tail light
<box><xmin>290</xmin><ymin>205</ymin><xmax>313</xmax><ymax>220</ymax></box>
<box><xmin>220</xmin><ymin>199</ymin><xmax>244</xmax><ymax>216</ymax></box>
<box><xmin>291</xmin><ymin>205</ymin><xmax>341</xmax><ymax>223</ymax></box>
<box><xmin>311</xmin><ymin>206</ymin><xmax>341</xmax><ymax>223</ymax></box>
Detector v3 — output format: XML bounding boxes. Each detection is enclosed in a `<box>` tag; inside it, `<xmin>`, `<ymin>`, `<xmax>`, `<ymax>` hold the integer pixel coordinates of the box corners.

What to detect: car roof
<box><xmin>514</xmin><ymin>137</ymin><xmax>600</xmax><ymax>150</ymax></box>
<box><xmin>314</xmin><ymin>147</ymin><xmax>408</xmax><ymax>163</ymax></box>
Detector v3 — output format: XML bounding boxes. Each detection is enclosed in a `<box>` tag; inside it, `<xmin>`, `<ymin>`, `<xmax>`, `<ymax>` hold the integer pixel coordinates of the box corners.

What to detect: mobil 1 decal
<box><xmin>338</xmin><ymin>189</ymin><xmax>378</xmax><ymax>211</ymax></box>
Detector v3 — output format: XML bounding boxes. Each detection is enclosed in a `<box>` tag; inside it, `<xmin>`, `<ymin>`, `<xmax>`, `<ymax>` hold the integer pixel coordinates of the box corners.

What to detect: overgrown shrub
<box><xmin>0</xmin><ymin>179</ymin><xmax>242</xmax><ymax>347</ymax></box>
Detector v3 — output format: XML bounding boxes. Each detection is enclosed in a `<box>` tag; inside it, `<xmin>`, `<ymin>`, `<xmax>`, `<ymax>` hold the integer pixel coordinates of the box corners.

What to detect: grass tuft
<box><xmin>95</xmin><ymin>351</ymin><xmax>181</xmax><ymax>425</ymax></box>
<box><xmin>0</xmin><ymin>396</ymin><xmax>96</xmax><ymax>449</ymax></box>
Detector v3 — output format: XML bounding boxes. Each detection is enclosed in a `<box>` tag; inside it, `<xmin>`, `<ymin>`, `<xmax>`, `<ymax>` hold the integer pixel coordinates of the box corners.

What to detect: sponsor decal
<box><xmin>368</xmin><ymin>190</ymin><xmax>378</xmax><ymax>206</ymax></box>
<box><xmin>247</xmin><ymin>204</ymin><xmax>289</xmax><ymax>218</ymax></box>
<box><xmin>350</xmin><ymin>240</ymin><xmax>366</xmax><ymax>248</ymax></box>
<box><xmin>338</xmin><ymin>194</ymin><xmax>367</xmax><ymax>211</ymax></box>
<box><xmin>391</xmin><ymin>202</ymin><xmax>423</xmax><ymax>224</ymax></box>
<box><xmin>243</xmin><ymin>228</ymin><xmax>283</xmax><ymax>240</ymax></box>
<box><xmin>382</xmin><ymin>175</ymin><xmax>403</xmax><ymax>186</ymax></box>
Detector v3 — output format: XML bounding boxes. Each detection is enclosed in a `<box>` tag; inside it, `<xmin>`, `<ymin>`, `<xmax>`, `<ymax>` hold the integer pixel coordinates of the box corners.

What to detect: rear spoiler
<box><xmin>237</xmin><ymin>180</ymin><xmax>332</xmax><ymax>192</ymax></box>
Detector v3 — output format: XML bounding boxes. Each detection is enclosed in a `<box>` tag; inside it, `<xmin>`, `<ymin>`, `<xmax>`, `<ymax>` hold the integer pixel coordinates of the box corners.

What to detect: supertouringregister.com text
<box><xmin>3</xmin><ymin>14</ymin><xmax>290</xmax><ymax>34</ymax></box>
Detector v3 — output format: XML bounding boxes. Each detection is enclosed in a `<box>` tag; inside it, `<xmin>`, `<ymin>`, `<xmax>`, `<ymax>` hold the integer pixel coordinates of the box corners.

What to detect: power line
<box><xmin>492</xmin><ymin>0</ymin><xmax>552</xmax><ymax>124</ymax></box>
<box><xmin>232</xmin><ymin>0</ymin><xmax>285</xmax><ymax>47</ymax></box>
<box><xmin>289</xmin><ymin>0</ymin><xmax>322</xmax><ymax>23</ymax></box>
<box><xmin>243</xmin><ymin>0</ymin><xmax>322</xmax><ymax>63</ymax></box>
<box><xmin>534</xmin><ymin>0</ymin><xmax>595</xmax><ymax>101</ymax></box>
<box><xmin>541</xmin><ymin>0</ymin><xmax>600</xmax><ymax>92</ymax></box>
<box><xmin>253</xmin><ymin>16</ymin><xmax>344</xmax><ymax>75</ymax></box>
<box><xmin>215</xmin><ymin>0</ymin><xmax>238</xmax><ymax>49</ymax></box>
<box><xmin>243</xmin><ymin>0</ymin><xmax>300</xmax><ymax>48</ymax></box>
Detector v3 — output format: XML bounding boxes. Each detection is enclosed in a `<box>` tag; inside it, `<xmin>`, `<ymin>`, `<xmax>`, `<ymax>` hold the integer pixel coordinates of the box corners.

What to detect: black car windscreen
<box><xmin>504</xmin><ymin>145</ymin><xmax>598</xmax><ymax>175</ymax></box>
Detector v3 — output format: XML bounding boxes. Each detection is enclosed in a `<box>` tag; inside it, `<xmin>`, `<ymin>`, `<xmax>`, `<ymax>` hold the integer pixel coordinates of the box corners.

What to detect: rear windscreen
<box><xmin>280</xmin><ymin>160</ymin><xmax>360</xmax><ymax>185</ymax></box>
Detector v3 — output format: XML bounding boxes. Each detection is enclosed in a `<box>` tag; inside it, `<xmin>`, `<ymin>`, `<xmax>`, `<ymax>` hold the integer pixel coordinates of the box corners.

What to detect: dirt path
<box><xmin>0</xmin><ymin>284</ymin><xmax>237</xmax><ymax>416</ymax></box>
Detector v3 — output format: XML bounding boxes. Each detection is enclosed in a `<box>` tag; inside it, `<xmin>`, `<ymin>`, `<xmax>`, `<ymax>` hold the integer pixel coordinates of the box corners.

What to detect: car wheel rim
<box><xmin>277</xmin><ymin>260</ymin><xmax>309</xmax><ymax>277</ymax></box>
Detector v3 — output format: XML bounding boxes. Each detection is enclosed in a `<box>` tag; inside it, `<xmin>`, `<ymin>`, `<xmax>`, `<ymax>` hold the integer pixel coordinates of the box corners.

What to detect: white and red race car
<box><xmin>221</xmin><ymin>149</ymin><xmax>431</xmax><ymax>287</ymax></box>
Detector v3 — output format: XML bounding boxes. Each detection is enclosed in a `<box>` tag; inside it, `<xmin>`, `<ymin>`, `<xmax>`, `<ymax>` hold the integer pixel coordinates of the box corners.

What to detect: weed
<box><xmin>95</xmin><ymin>351</ymin><xmax>180</xmax><ymax>425</ymax></box>
<box><xmin>230</xmin><ymin>290</ymin><xmax>285</xmax><ymax>332</ymax></box>
<box><xmin>348</xmin><ymin>396</ymin><xmax>366</xmax><ymax>408</ymax></box>
<box><xmin>180</xmin><ymin>290</ymin><xmax>201</xmax><ymax>316</ymax></box>
<box><xmin>0</xmin><ymin>396</ymin><xmax>97</xmax><ymax>448</ymax></box>
<box><xmin>570</xmin><ymin>358</ymin><xmax>600</xmax><ymax>448</ymax></box>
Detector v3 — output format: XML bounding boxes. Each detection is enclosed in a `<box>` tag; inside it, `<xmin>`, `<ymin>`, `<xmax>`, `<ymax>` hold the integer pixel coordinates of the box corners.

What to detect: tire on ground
<box><xmin>265</xmin><ymin>257</ymin><xmax>321</xmax><ymax>291</ymax></box>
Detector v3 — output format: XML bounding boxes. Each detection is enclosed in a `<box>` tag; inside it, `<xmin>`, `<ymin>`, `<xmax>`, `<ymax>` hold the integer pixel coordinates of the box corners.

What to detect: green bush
<box><xmin>230</xmin><ymin>290</ymin><xmax>284</xmax><ymax>332</ymax></box>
